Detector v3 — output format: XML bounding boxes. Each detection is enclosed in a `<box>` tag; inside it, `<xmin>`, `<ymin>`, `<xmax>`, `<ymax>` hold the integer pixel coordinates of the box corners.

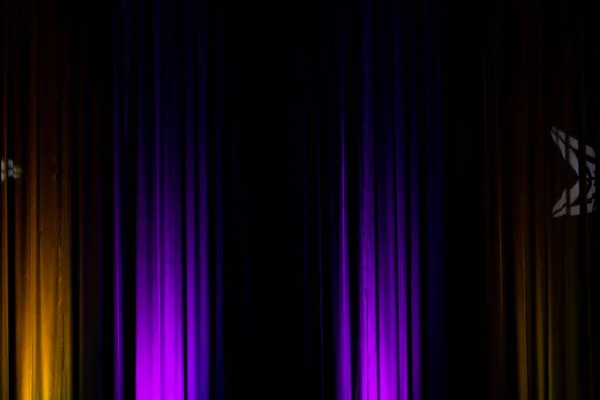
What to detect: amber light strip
<box><xmin>1</xmin><ymin>7</ymin><xmax>10</xmax><ymax>394</ymax></box>
<box><xmin>11</xmin><ymin>0</ymin><xmax>73</xmax><ymax>396</ymax></box>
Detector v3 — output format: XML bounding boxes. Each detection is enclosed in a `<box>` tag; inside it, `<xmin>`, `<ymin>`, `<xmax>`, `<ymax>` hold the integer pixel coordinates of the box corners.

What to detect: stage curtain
<box><xmin>0</xmin><ymin>0</ymin><xmax>114</xmax><ymax>398</ymax></box>
<box><xmin>2</xmin><ymin>0</ymin><xmax>445</xmax><ymax>397</ymax></box>
<box><xmin>445</xmin><ymin>0</ymin><xmax>600</xmax><ymax>398</ymax></box>
<box><xmin>5</xmin><ymin>0</ymin><xmax>600</xmax><ymax>398</ymax></box>
<box><xmin>112</xmin><ymin>0</ymin><xmax>221</xmax><ymax>398</ymax></box>
<box><xmin>112</xmin><ymin>0</ymin><xmax>444</xmax><ymax>398</ymax></box>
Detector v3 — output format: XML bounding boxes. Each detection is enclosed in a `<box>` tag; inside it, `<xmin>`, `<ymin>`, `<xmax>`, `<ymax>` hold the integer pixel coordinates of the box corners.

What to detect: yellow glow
<box><xmin>535</xmin><ymin>240</ymin><xmax>545</xmax><ymax>400</ymax></box>
<box><xmin>14</xmin><ymin>211</ymin><xmax>73</xmax><ymax>399</ymax></box>
<box><xmin>2</xmin><ymin>51</ymin><xmax>9</xmax><ymax>399</ymax></box>
<box><xmin>515</xmin><ymin>193</ymin><xmax>528</xmax><ymax>400</ymax></box>
<box><xmin>2</xmin><ymin>172</ymin><xmax>9</xmax><ymax>399</ymax></box>
<box><xmin>11</xmin><ymin>109</ymin><xmax>72</xmax><ymax>399</ymax></box>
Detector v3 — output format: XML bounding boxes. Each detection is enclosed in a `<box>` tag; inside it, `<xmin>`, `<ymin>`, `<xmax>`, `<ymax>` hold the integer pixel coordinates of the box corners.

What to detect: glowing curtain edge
<box><xmin>113</xmin><ymin>4</ymin><xmax>126</xmax><ymax>399</ymax></box>
<box><xmin>133</xmin><ymin>6</ymin><xmax>186</xmax><ymax>395</ymax></box>
<box><xmin>14</xmin><ymin>51</ymin><xmax>74</xmax><ymax>400</ymax></box>
<box><xmin>0</xmin><ymin>0</ymin><xmax>74</xmax><ymax>397</ymax></box>
<box><xmin>1</xmin><ymin>10</ymin><xmax>75</xmax><ymax>398</ymax></box>
<box><xmin>112</xmin><ymin>0</ymin><xmax>214</xmax><ymax>398</ymax></box>
<box><xmin>335</xmin><ymin>0</ymin><xmax>442</xmax><ymax>398</ymax></box>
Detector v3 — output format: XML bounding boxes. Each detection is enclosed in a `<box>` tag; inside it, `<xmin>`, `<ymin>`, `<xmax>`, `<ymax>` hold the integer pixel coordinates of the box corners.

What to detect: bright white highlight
<box><xmin>0</xmin><ymin>159</ymin><xmax>21</xmax><ymax>182</ymax></box>
<box><xmin>551</xmin><ymin>127</ymin><xmax>595</xmax><ymax>217</ymax></box>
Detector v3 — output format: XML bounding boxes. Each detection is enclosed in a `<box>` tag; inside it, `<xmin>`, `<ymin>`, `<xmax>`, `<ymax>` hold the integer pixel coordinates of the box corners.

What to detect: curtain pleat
<box><xmin>2</xmin><ymin>0</ymin><xmax>598</xmax><ymax>398</ymax></box>
<box><xmin>113</xmin><ymin>0</ymin><xmax>219</xmax><ymax>398</ymax></box>
<box><xmin>446</xmin><ymin>0</ymin><xmax>600</xmax><ymax>398</ymax></box>
<box><xmin>0</xmin><ymin>0</ymin><xmax>113</xmax><ymax>398</ymax></box>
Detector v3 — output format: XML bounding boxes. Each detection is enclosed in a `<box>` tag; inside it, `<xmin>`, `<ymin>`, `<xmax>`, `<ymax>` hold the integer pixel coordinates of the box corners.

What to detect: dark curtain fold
<box><xmin>446</xmin><ymin>0</ymin><xmax>600</xmax><ymax>398</ymax></box>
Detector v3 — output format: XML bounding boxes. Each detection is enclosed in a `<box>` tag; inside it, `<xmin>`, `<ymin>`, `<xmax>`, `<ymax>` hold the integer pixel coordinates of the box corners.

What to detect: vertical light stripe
<box><xmin>337</xmin><ymin>108</ymin><xmax>352</xmax><ymax>400</ymax></box>
<box><xmin>132</xmin><ymin>1</ymin><xmax>212</xmax><ymax>398</ymax></box>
